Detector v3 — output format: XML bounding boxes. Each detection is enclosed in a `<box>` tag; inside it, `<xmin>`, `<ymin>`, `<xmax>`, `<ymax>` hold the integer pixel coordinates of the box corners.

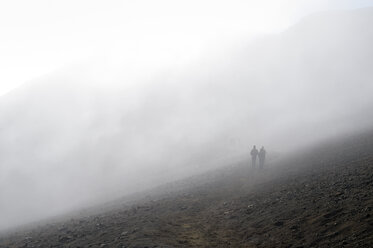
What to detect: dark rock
<box><xmin>274</xmin><ymin>221</ymin><xmax>284</xmax><ymax>226</ymax></box>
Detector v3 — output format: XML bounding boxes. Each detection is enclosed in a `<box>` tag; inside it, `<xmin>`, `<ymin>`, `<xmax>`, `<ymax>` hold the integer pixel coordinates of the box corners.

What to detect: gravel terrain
<box><xmin>1</xmin><ymin>131</ymin><xmax>373</xmax><ymax>247</ymax></box>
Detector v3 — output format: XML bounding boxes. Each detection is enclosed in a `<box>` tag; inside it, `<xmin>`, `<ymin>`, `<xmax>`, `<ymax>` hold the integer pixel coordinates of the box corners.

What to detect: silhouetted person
<box><xmin>250</xmin><ymin>145</ymin><xmax>258</xmax><ymax>169</ymax></box>
<box><xmin>259</xmin><ymin>146</ymin><xmax>266</xmax><ymax>169</ymax></box>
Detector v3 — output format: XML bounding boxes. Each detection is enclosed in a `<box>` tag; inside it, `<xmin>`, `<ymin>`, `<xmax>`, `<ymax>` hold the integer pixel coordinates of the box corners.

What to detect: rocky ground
<box><xmin>1</xmin><ymin>131</ymin><xmax>373</xmax><ymax>247</ymax></box>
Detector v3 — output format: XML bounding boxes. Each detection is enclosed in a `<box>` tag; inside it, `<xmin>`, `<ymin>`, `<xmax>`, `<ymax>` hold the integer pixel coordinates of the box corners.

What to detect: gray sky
<box><xmin>1</xmin><ymin>0</ymin><xmax>372</xmax><ymax>95</ymax></box>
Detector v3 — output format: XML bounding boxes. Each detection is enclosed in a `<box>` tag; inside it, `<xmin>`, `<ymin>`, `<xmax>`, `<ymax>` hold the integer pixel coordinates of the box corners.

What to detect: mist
<box><xmin>1</xmin><ymin>4</ymin><xmax>373</xmax><ymax>231</ymax></box>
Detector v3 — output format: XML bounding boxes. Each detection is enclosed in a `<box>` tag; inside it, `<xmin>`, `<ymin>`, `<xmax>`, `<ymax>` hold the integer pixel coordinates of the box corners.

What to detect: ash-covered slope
<box><xmin>1</xmin><ymin>7</ymin><xmax>373</xmax><ymax>231</ymax></box>
<box><xmin>1</xmin><ymin>129</ymin><xmax>373</xmax><ymax>247</ymax></box>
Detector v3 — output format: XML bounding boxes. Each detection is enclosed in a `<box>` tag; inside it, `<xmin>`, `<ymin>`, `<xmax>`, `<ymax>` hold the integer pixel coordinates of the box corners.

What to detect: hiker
<box><xmin>259</xmin><ymin>146</ymin><xmax>266</xmax><ymax>169</ymax></box>
<box><xmin>250</xmin><ymin>145</ymin><xmax>259</xmax><ymax>168</ymax></box>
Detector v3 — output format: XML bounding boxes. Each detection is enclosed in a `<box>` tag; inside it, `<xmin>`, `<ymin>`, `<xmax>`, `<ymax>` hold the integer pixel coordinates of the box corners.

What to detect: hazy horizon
<box><xmin>1</xmin><ymin>0</ymin><xmax>373</xmax><ymax>96</ymax></box>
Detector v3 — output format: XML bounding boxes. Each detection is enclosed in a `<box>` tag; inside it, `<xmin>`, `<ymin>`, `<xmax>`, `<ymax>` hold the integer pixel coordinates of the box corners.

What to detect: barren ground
<box><xmin>1</xmin><ymin>132</ymin><xmax>373</xmax><ymax>247</ymax></box>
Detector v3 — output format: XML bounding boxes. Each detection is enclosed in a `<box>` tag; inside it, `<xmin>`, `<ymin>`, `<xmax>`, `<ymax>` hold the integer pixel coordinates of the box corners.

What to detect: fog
<box><xmin>1</xmin><ymin>4</ymin><xmax>373</xmax><ymax>231</ymax></box>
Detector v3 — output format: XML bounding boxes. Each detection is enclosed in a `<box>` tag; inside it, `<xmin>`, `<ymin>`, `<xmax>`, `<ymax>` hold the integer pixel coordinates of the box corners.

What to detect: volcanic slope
<box><xmin>1</xmin><ymin>130</ymin><xmax>373</xmax><ymax>248</ymax></box>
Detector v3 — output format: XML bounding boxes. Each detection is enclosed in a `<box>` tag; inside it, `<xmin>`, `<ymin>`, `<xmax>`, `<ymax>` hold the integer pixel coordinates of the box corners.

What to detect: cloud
<box><xmin>0</xmin><ymin>3</ymin><xmax>373</xmax><ymax>231</ymax></box>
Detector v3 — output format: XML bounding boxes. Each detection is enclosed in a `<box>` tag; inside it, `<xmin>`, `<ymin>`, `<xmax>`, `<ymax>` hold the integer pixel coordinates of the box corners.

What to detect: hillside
<box><xmin>1</xmin><ymin>6</ymin><xmax>373</xmax><ymax>231</ymax></box>
<box><xmin>1</xmin><ymin>129</ymin><xmax>373</xmax><ymax>247</ymax></box>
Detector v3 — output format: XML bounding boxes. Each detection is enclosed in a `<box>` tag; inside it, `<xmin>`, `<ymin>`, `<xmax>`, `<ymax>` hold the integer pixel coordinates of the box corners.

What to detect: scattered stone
<box><xmin>274</xmin><ymin>221</ymin><xmax>284</xmax><ymax>227</ymax></box>
<box><xmin>58</xmin><ymin>236</ymin><xmax>71</xmax><ymax>243</ymax></box>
